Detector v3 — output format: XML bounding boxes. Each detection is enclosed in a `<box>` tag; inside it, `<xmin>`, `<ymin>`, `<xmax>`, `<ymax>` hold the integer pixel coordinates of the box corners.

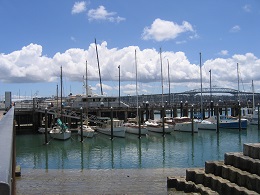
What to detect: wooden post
<box><xmin>257</xmin><ymin>103</ymin><xmax>260</xmax><ymax>130</ymax></box>
<box><xmin>238</xmin><ymin>102</ymin><xmax>241</xmax><ymax>131</ymax></box>
<box><xmin>44</xmin><ymin>108</ymin><xmax>48</xmax><ymax>144</ymax></box>
<box><xmin>138</xmin><ymin>106</ymin><xmax>141</xmax><ymax>138</ymax></box>
<box><xmin>110</xmin><ymin>107</ymin><xmax>114</xmax><ymax>140</ymax></box>
<box><xmin>80</xmin><ymin>107</ymin><xmax>83</xmax><ymax>142</ymax></box>
<box><xmin>216</xmin><ymin>104</ymin><xmax>220</xmax><ymax>133</ymax></box>
<box><xmin>180</xmin><ymin>101</ymin><xmax>183</xmax><ymax>117</ymax></box>
<box><xmin>191</xmin><ymin>105</ymin><xmax>194</xmax><ymax>135</ymax></box>
<box><xmin>162</xmin><ymin>106</ymin><xmax>165</xmax><ymax>136</ymax></box>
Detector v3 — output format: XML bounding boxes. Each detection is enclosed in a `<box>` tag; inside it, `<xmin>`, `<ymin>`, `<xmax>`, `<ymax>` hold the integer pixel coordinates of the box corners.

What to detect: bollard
<box><xmin>44</xmin><ymin>108</ymin><xmax>48</xmax><ymax>144</ymax></box>
<box><xmin>80</xmin><ymin>107</ymin><xmax>83</xmax><ymax>142</ymax></box>
<box><xmin>110</xmin><ymin>107</ymin><xmax>114</xmax><ymax>140</ymax></box>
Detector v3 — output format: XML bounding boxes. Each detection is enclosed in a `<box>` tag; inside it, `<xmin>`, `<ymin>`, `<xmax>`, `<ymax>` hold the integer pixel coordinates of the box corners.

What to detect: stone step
<box><xmin>243</xmin><ymin>143</ymin><xmax>260</xmax><ymax>160</ymax></box>
<box><xmin>186</xmin><ymin>168</ymin><xmax>259</xmax><ymax>195</ymax></box>
<box><xmin>167</xmin><ymin>176</ymin><xmax>218</xmax><ymax>194</ymax></box>
<box><xmin>224</xmin><ymin>152</ymin><xmax>260</xmax><ymax>176</ymax></box>
<box><xmin>205</xmin><ymin>161</ymin><xmax>260</xmax><ymax>193</ymax></box>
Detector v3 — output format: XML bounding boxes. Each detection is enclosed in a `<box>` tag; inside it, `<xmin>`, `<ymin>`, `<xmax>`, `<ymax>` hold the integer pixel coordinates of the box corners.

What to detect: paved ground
<box><xmin>15</xmin><ymin>168</ymin><xmax>187</xmax><ymax>195</ymax></box>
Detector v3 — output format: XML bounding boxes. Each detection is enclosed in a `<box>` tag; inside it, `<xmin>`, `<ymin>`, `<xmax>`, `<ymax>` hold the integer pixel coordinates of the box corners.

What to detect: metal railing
<box><xmin>0</xmin><ymin>106</ymin><xmax>15</xmax><ymax>195</ymax></box>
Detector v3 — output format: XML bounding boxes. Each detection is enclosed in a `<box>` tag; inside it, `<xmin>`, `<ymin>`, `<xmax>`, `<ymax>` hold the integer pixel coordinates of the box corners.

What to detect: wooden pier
<box><xmin>13</xmin><ymin>100</ymin><xmax>248</xmax><ymax>133</ymax></box>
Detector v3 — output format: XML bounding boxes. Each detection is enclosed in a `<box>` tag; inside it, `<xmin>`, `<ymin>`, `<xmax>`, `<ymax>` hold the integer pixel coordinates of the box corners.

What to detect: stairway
<box><xmin>167</xmin><ymin>143</ymin><xmax>260</xmax><ymax>194</ymax></box>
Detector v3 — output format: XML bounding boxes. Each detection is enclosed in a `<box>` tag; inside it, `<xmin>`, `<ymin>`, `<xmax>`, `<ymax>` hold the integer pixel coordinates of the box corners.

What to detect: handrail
<box><xmin>0</xmin><ymin>107</ymin><xmax>15</xmax><ymax>195</ymax></box>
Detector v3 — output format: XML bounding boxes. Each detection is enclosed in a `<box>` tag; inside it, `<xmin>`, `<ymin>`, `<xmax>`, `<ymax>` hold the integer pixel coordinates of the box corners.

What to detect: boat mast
<box><xmin>167</xmin><ymin>59</ymin><xmax>170</xmax><ymax>106</ymax></box>
<box><xmin>86</xmin><ymin>60</ymin><xmax>89</xmax><ymax>123</ymax></box>
<box><xmin>160</xmin><ymin>48</ymin><xmax>163</xmax><ymax>106</ymax></box>
<box><xmin>118</xmin><ymin>65</ymin><xmax>121</xmax><ymax>107</ymax></box>
<box><xmin>209</xmin><ymin>69</ymin><xmax>212</xmax><ymax>103</ymax></box>
<box><xmin>237</xmin><ymin>63</ymin><xmax>240</xmax><ymax>102</ymax></box>
<box><xmin>95</xmin><ymin>38</ymin><xmax>103</xmax><ymax>95</ymax></box>
<box><xmin>135</xmin><ymin>49</ymin><xmax>138</xmax><ymax>115</ymax></box>
<box><xmin>200</xmin><ymin>52</ymin><xmax>203</xmax><ymax>118</ymax></box>
<box><xmin>60</xmin><ymin>66</ymin><xmax>63</xmax><ymax>116</ymax></box>
<box><xmin>252</xmin><ymin>80</ymin><xmax>255</xmax><ymax>110</ymax></box>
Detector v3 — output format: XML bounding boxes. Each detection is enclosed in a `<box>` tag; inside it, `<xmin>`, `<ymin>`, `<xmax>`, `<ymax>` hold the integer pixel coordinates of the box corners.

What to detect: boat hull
<box><xmin>219</xmin><ymin>119</ymin><xmax>247</xmax><ymax>129</ymax></box>
<box><xmin>96</xmin><ymin>127</ymin><xmax>125</xmax><ymax>138</ymax></box>
<box><xmin>197</xmin><ymin>120</ymin><xmax>217</xmax><ymax>130</ymax></box>
<box><xmin>146</xmin><ymin>125</ymin><xmax>173</xmax><ymax>134</ymax></box>
<box><xmin>125</xmin><ymin>126</ymin><xmax>148</xmax><ymax>135</ymax></box>
<box><xmin>50</xmin><ymin>130</ymin><xmax>71</xmax><ymax>140</ymax></box>
<box><xmin>174</xmin><ymin>122</ymin><xmax>198</xmax><ymax>132</ymax></box>
<box><xmin>78</xmin><ymin>125</ymin><xmax>95</xmax><ymax>138</ymax></box>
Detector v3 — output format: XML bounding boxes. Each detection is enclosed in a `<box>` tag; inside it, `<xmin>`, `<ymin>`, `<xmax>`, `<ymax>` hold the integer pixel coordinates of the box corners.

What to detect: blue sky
<box><xmin>0</xmin><ymin>0</ymin><xmax>260</xmax><ymax>100</ymax></box>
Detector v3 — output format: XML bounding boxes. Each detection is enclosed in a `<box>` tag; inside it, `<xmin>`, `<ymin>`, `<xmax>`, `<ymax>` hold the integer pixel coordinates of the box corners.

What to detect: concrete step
<box><xmin>243</xmin><ymin>143</ymin><xmax>260</xmax><ymax>160</ymax></box>
<box><xmin>205</xmin><ymin>161</ymin><xmax>260</xmax><ymax>193</ymax></box>
<box><xmin>186</xmin><ymin>168</ymin><xmax>259</xmax><ymax>195</ymax></box>
<box><xmin>224</xmin><ymin>152</ymin><xmax>260</xmax><ymax>176</ymax></box>
<box><xmin>167</xmin><ymin>176</ymin><xmax>218</xmax><ymax>194</ymax></box>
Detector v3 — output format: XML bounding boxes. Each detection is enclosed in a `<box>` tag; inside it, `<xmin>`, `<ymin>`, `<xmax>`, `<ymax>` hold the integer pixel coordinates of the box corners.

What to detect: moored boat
<box><xmin>124</xmin><ymin>117</ymin><xmax>148</xmax><ymax>135</ymax></box>
<box><xmin>95</xmin><ymin>117</ymin><xmax>125</xmax><ymax>138</ymax></box>
<box><xmin>145</xmin><ymin>119</ymin><xmax>173</xmax><ymax>134</ymax></box>
<box><xmin>50</xmin><ymin>119</ymin><xmax>72</xmax><ymax>140</ymax></box>
<box><xmin>78</xmin><ymin>121</ymin><xmax>95</xmax><ymax>138</ymax></box>
<box><xmin>171</xmin><ymin>117</ymin><xmax>198</xmax><ymax>133</ymax></box>
<box><xmin>205</xmin><ymin>115</ymin><xmax>248</xmax><ymax>129</ymax></box>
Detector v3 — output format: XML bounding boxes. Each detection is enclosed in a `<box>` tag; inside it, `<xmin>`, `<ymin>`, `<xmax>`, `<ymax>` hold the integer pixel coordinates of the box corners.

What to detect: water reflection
<box><xmin>16</xmin><ymin>125</ymin><xmax>260</xmax><ymax>170</ymax></box>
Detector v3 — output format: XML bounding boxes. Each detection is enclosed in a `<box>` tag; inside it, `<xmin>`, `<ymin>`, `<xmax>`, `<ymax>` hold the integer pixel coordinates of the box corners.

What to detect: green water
<box><xmin>16</xmin><ymin>125</ymin><xmax>260</xmax><ymax>170</ymax></box>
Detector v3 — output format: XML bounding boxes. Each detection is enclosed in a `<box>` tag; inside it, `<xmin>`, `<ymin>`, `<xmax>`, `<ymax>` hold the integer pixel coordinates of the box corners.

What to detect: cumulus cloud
<box><xmin>230</xmin><ymin>25</ymin><xmax>241</xmax><ymax>33</ymax></box>
<box><xmin>142</xmin><ymin>18</ymin><xmax>196</xmax><ymax>42</ymax></box>
<box><xmin>0</xmin><ymin>42</ymin><xmax>259</xmax><ymax>95</ymax></box>
<box><xmin>71</xmin><ymin>1</ymin><xmax>87</xmax><ymax>14</ymax></box>
<box><xmin>88</xmin><ymin>6</ymin><xmax>125</xmax><ymax>23</ymax></box>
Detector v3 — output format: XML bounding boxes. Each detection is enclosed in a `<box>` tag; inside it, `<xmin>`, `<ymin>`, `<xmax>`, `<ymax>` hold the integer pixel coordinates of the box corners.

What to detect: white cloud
<box><xmin>218</xmin><ymin>50</ymin><xmax>229</xmax><ymax>56</ymax></box>
<box><xmin>88</xmin><ymin>6</ymin><xmax>125</xmax><ymax>23</ymax></box>
<box><xmin>72</xmin><ymin>1</ymin><xmax>87</xmax><ymax>14</ymax></box>
<box><xmin>230</xmin><ymin>25</ymin><xmax>241</xmax><ymax>33</ymax></box>
<box><xmin>243</xmin><ymin>4</ymin><xmax>251</xmax><ymax>12</ymax></box>
<box><xmin>142</xmin><ymin>18</ymin><xmax>196</xmax><ymax>42</ymax></box>
<box><xmin>0</xmin><ymin>42</ymin><xmax>260</xmax><ymax>95</ymax></box>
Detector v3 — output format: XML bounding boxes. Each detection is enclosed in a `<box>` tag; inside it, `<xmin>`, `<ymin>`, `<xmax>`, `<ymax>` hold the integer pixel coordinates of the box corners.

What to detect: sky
<box><xmin>0</xmin><ymin>0</ymin><xmax>260</xmax><ymax>100</ymax></box>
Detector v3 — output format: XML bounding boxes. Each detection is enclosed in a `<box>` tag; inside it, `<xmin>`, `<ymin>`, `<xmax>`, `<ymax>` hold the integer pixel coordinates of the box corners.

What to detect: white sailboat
<box><xmin>95</xmin><ymin>117</ymin><xmax>126</xmax><ymax>138</ymax></box>
<box><xmin>50</xmin><ymin>66</ymin><xmax>71</xmax><ymax>140</ymax></box>
<box><xmin>146</xmin><ymin>48</ymin><xmax>174</xmax><ymax>133</ymax></box>
<box><xmin>124</xmin><ymin>50</ymin><xmax>148</xmax><ymax>135</ymax></box>
<box><xmin>78</xmin><ymin>61</ymin><xmax>95</xmax><ymax>138</ymax></box>
<box><xmin>196</xmin><ymin>53</ymin><xmax>217</xmax><ymax>131</ymax></box>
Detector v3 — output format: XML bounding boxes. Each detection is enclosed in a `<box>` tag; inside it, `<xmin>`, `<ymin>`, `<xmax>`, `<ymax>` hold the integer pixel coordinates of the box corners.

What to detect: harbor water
<box><xmin>16</xmin><ymin>125</ymin><xmax>260</xmax><ymax>170</ymax></box>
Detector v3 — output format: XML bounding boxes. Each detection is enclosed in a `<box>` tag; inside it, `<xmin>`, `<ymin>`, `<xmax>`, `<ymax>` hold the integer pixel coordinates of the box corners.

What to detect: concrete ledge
<box><xmin>244</xmin><ymin>143</ymin><xmax>260</xmax><ymax>160</ymax></box>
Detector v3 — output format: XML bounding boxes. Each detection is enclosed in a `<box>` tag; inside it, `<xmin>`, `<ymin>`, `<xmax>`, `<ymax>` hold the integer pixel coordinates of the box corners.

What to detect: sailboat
<box><xmin>94</xmin><ymin>39</ymin><xmax>125</xmax><ymax>137</ymax></box>
<box><xmin>50</xmin><ymin>66</ymin><xmax>72</xmax><ymax>140</ymax></box>
<box><xmin>124</xmin><ymin>50</ymin><xmax>148</xmax><ymax>135</ymax></box>
<box><xmin>145</xmin><ymin>48</ymin><xmax>173</xmax><ymax>133</ymax></box>
<box><xmin>78</xmin><ymin>61</ymin><xmax>95</xmax><ymax>138</ymax></box>
<box><xmin>195</xmin><ymin>53</ymin><xmax>216</xmax><ymax>131</ymax></box>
